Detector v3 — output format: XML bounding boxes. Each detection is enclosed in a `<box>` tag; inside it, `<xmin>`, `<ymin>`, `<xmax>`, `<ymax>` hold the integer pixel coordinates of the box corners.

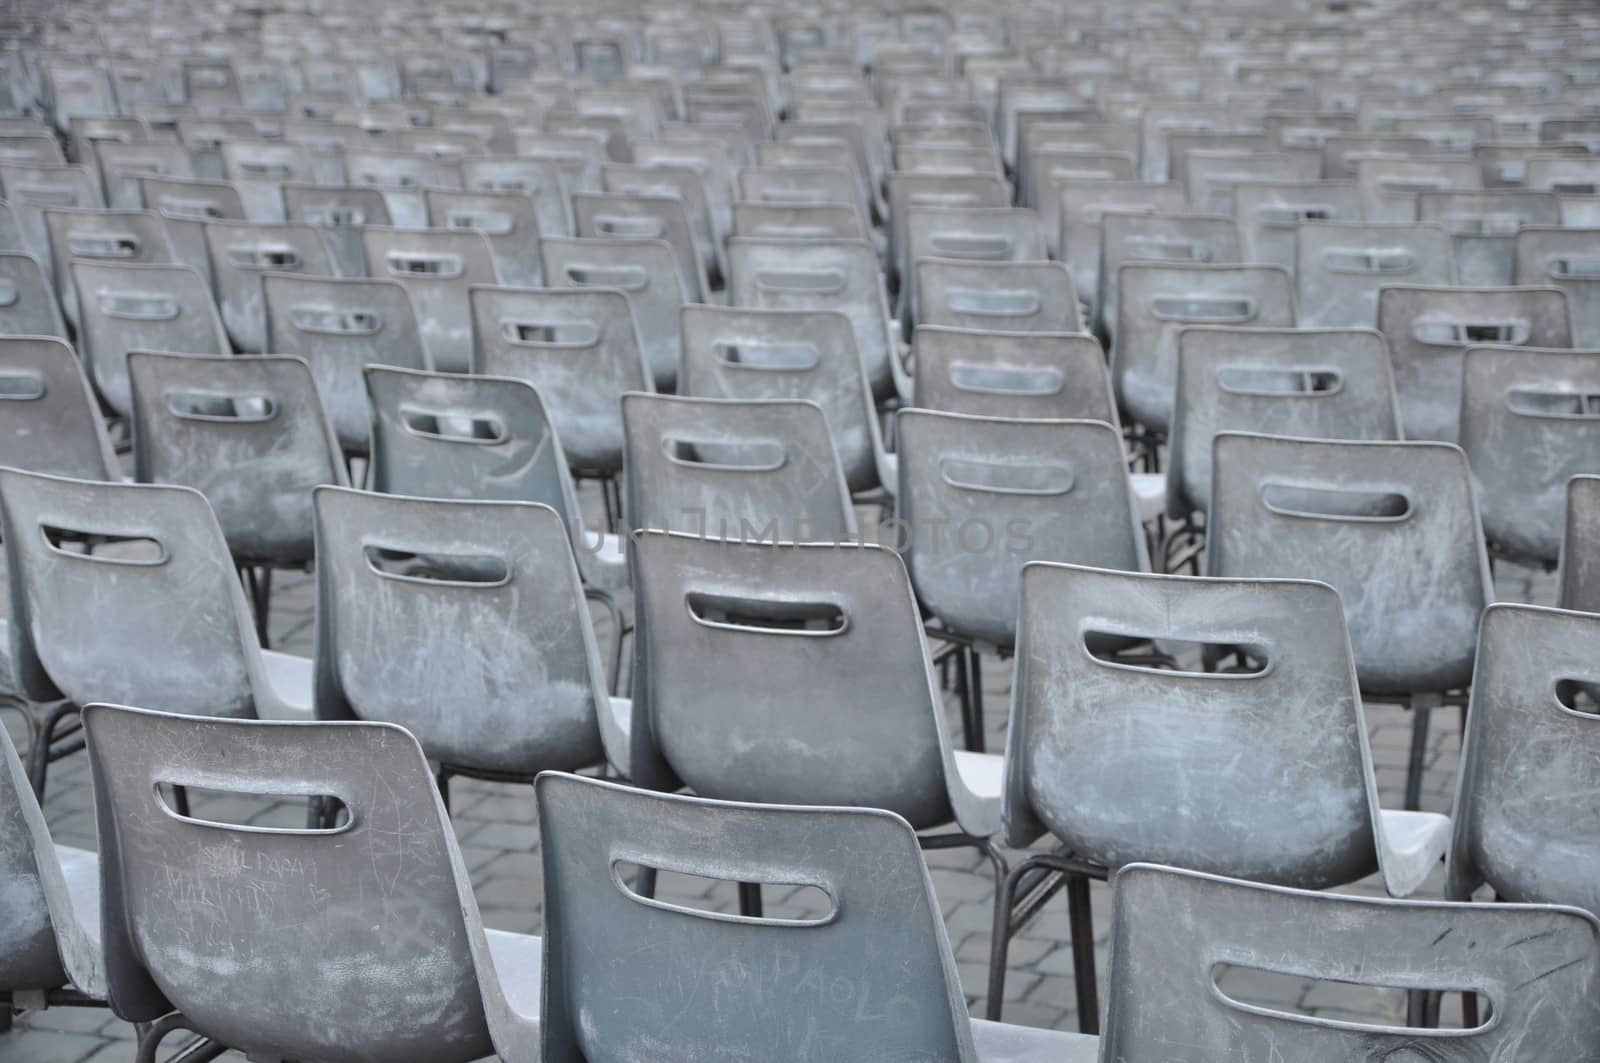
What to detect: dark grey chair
<box><xmin>0</xmin><ymin>336</ymin><xmax>118</xmax><ymax>481</ymax></box>
<box><xmin>911</xmin><ymin>327</ymin><xmax>1116</xmax><ymax>421</ymax></box>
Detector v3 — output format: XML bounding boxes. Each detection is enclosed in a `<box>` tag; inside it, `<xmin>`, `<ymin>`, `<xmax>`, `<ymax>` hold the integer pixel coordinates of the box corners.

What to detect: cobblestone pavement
<box><xmin>0</xmin><ymin>501</ymin><xmax>1556</xmax><ymax>1061</ymax></box>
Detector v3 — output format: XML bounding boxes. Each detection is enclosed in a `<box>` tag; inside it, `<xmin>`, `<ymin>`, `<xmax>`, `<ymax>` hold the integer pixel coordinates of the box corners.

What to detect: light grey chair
<box><xmin>622</xmin><ymin>393</ymin><xmax>857</xmax><ymax>545</ymax></box>
<box><xmin>886</xmin><ymin>171</ymin><xmax>1009</xmax><ymax>291</ymax></box>
<box><xmin>425</xmin><ymin>187</ymin><xmax>543</xmax><ymax>289</ymax></box>
<box><xmin>346</xmin><ymin>149</ymin><xmax>459</xmax><ymax>229</ymax></box>
<box><xmin>1356</xmin><ymin>155</ymin><xmax>1481</xmax><ymax>223</ymax></box>
<box><xmin>1560</xmin><ymin>474</ymin><xmax>1600</xmax><ymax>613</ymax></box>
<box><xmin>679</xmin><ymin>304</ymin><xmax>877</xmax><ymax>494</ymax></box>
<box><xmin>574</xmin><ymin>191</ymin><xmax>708</xmax><ymax>303</ymax></box>
<box><xmin>1207</xmin><ymin>433</ymin><xmax>1493</xmax><ymax>810</ymax></box>
<box><xmin>1459</xmin><ymin>345</ymin><xmax>1600</xmax><ymax>565</ymax></box>
<box><xmin>731</xmin><ymin>200</ymin><xmax>865</xmax><ymax>241</ymax></box>
<box><xmin>901</xmin><ymin>206</ymin><xmax>1047</xmax><ymax>330</ymax></box>
<box><xmin>220</xmin><ymin>139</ymin><xmax>322</xmax><ymax>221</ymax></box>
<box><xmin>1105</xmin><ymin>862</ymin><xmax>1600</xmax><ymax>1061</ymax></box>
<box><xmin>133</xmin><ymin>174</ymin><xmax>248</xmax><ymax>284</ymax></box>
<box><xmin>536</xmin><ymin>771</ymin><xmax>1096</xmax><ymax>1063</ymax></box>
<box><xmin>313</xmin><ymin>488</ymin><xmax>628</xmax><ymax>794</ymax></box>
<box><xmin>262</xmin><ymin>273</ymin><xmax>428</xmax><ymax>456</ymax></box>
<box><xmin>994</xmin><ymin>562</ymin><xmax>1452</xmax><ymax>1028</ymax></box>
<box><xmin>1098</xmin><ymin>210</ymin><xmax>1239</xmax><ymax>349</ymax></box>
<box><xmin>540</xmin><ymin>235</ymin><xmax>687</xmax><ymax>392</ymax></box>
<box><xmin>1056</xmin><ymin>179</ymin><xmax>1189</xmax><ymax>327</ymax></box>
<box><xmin>1515</xmin><ymin>226</ymin><xmax>1600</xmax><ymax>348</ymax></box>
<box><xmin>916</xmin><ymin>258</ymin><xmax>1082</xmax><ymax>335</ymax></box>
<box><xmin>1232</xmin><ymin>178</ymin><xmax>1363</xmax><ymax>273</ymax></box>
<box><xmin>281</xmin><ymin>182</ymin><xmax>392</xmax><ymax>278</ymax></box>
<box><xmin>81</xmin><ymin>704</ymin><xmax>539</xmax><ymax>1063</ymax></box>
<box><xmin>0</xmin><ymin>336</ymin><xmax>118</xmax><ymax>481</ymax></box>
<box><xmin>911</xmin><ymin>327</ymin><xmax>1116</xmax><ymax>421</ymax></box>
<box><xmin>0</xmin><ymin>162</ymin><xmax>103</xmax><ymax>287</ymax></box>
<box><xmin>0</xmin><ymin>251</ymin><xmax>66</xmax><ymax>337</ymax></box>
<box><xmin>202</xmin><ymin>219</ymin><xmax>338</xmax><ymax>354</ymax></box>
<box><xmin>1418</xmin><ymin>189</ymin><xmax>1561</xmax><ymax>287</ymax></box>
<box><xmin>1293</xmin><ymin>221</ymin><xmax>1455</xmax><ymax>329</ymax></box>
<box><xmin>1377</xmin><ymin>284</ymin><xmax>1573</xmax><ymax>443</ymax></box>
<box><xmin>600</xmin><ymin>163</ymin><xmax>720</xmax><ymax>288</ymax></box>
<box><xmin>362</xmin><ymin>226</ymin><xmax>498</xmax><ymax>374</ymax></box>
<box><xmin>94</xmin><ymin>140</ymin><xmax>195</xmax><ymax>212</ymax></box>
<box><xmin>43</xmin><ymin>206</ymin><xmax>173</xmax><ymax>329</ymax></box>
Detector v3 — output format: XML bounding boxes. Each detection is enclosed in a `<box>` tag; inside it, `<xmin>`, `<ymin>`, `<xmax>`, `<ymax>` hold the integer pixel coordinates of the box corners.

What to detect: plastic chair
<box><xmin>1184</xmin><ymin>150</ymin><xmax>1321</xmax><ymax>214</ymax></box>
<box><xmin>915</xmin><ymin>259</ymin><xmax>1082</xmax><ymax>337</ymax></box>
<box><xmin>69</xmin><ymin>260</ymin><xmax>228</xmax><ymax>418</ymax></box>
<box><xmin>425</xmin><ymin>187</ymin><xmax>543</xmax><ymax>289</ymax></box>
<box><xmin>1207</xmin><ymin>432</ymin><xmax>1492</xmax><ymax>810</ymax></box>
<box><xmin>601</xmin><ymin>163</ymin><xmax>720</xmax><ymax>287</ymax></box>
<box><xmin>1294</xmin><ymin>221</ymin><xmax>1455</xmax><ymax>329</ymax></box>
<box><xmin>540</xmin><ymin>235</ymin><xmax>686</xmax><ymax>392</ymax></box>
<box><xmin>313</xmin><ymin>488</ymin><xmax>627</xmax><ymax>789</ymax></box>
<box><xmin>680</xmin><ymin>304</ymin><xmax>877</xmax><ymax>494</ymax></box>
<box><xmin>459</xmin><ymin>156</ymin><xmax>571</xmax><ymax>239</ymax></box>
<box><xmin>202</xmin><ymin>219</ymin><xmax>337</xmax><ymax>354</ymax></box>
<box><xmin>346</xmin><ymin>148</ymin><xmax>460</xmax><ymax>228</ymax></box>
<box><xmin>1515</xmin><ymin>226</ymin><xmax>1600</xmax><ymax>348</ymax></box>
<box><xmin>0</xmin><ymin>251</ymin><xmax>66</xmax><ymax>338</ymax></box>
<box><xmin>622</xmin><ymin>392</ymin><xmax>857</xmax><ymax>544</ymax></box>
<box><xmin>43</xmin><ymin>206</ymin><xmax>173</xmax><ymax>329</ymax></box>
<box><xmin>94</xmin><ymin>139</ymin><xmax>194</xmax><ymax>212</ymax></box>
<box><xmin>731</xmin><ymin>200</ymin><xmax>865</xmax><ymax>242</ymax></box>
<box><xmin>1377</xmin><ymin>284</ymin><xmax>1573</xmax><ymax>443</ymax></box>
<box><xmin>134</xmin><ymin>174</ymin><xmax>248</xmax><ymax>284</ymax></box>
<box><xmin>362</xmin><ymin>226</ymin><xmax>498</xmax><ymax>375</ymax></box>
<box><xmin>1098</xmin><ymin>211</ymin><xmax>1239</xmax><ymax>348</ymax></box>
<box><xmin>536</xmin><ymin>771</ymin><xmax>1095</xmax><ymax>1063</ymax></box>
<box><xmin>470</xmin><ymin>284</ymin><xmax>652</xmax><ymax>477</ymax></box>
<box><xmin>993</xmin><ymin>562</ymin><xmax>1452</xmax><ymax>1028</ymax></box>
<box><xmin>0</xmin><ymin>162</ymin><xmax>103</xmax><ymax>285</ymax></box>
<box><xmin>280</xmin><ymin>182</ymin><xmax>392</xmax><ymax>278</ymax></box>
<box><xmin>0</xmin><ymin>335</ymin><xmax>118</xmax><ymax>480</ymax></box>
<box><xmin>1356</xmin><ymin>155</ymin><xmax>1482</xmax><ymax>223</ymax></box>
<box><xmin>1104</xmin><ymin>862</ymin><xmax>1600</xmax><ymax>1060</ymax></box>
<box><xmin>886</xmin><ymin>171</ymin><xmax>1009</xmax><ymax>291</ymax></box>
<box><xmin>573</xmin><ymin>191</ymin><xmax>708</xmax><ymax>303</ymax></box>
<box><xmin>1056</xmin><ymin>180</ymin><xmax>1189</xmax><ymax>312</ymax></box>
<box><xmin>1459</xmin><ymin>345</ymin><xmax>1600</xmax><ymax>564</ymax></box>
<box><xmin>1233</xmin><ymin>179</ymin><xmax>1363</xmax><ymax>273</ymax></box>
<box><xmin>262</xmin><ymin>273</ymin><xmax>427</xmax><ymax>456</ymax></box>
<box><xmin>220</xmin><ymin>139</ymin><xmax>324</xmax><ymax>222</ymax></box>
<box><xmin>80</xmin><ymin>704</ymin><xmax>538</xmax><ymax>1063</ymax></box>
<box><xmin>1168</xmin><ymin>326</ymin><xmax>1403</xmax><ymax>520</ymax></box>
<box><xmin>1113</xmin><ymin>263</ymin><xmax>1295</xmax><ymax>436</ymax></box>
<box><xmin>911</xmin><ymin>327</ymin><xmax>1115</xmax><ymax>423</ymax></box>
<box><xmin>901</xmin><ymin>206</ymin><xmax>1047</xmax><ymax>329</ymax></box>
<box><xmin>1416</xmin><ymin>189</ymin><xmax>1561</xmax><ymax>287</ymax></box>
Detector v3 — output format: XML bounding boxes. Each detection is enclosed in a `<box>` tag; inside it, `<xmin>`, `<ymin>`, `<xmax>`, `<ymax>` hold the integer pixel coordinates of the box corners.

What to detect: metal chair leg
<box><xmin>135</xmin><ymin>1013</ymin><xmax>228</xmax><ymax>1063</ymax></box>
<box><xmin>29</xmin><ymin>701</ymin><xmax>78</xmax><ymax>799</ymax></box>
<box><xmin>958</xmin><ymin>645</ymin><xmax>985</xmax><ymax>753</ymax></box>
<box><xmin>986</xmin><ymin>860</ymin><xmax>1028</xmax><ymax>1020</ymax></box>
<box><xmin>1405</xmin><ymin>692</ymin><xmax>1438</xmax><ymax>811</ymax></box>
<box><xmin>1066</xmin><ymin>872</ymin><xmax>1099</xmax><ymax>1034</ymax></box>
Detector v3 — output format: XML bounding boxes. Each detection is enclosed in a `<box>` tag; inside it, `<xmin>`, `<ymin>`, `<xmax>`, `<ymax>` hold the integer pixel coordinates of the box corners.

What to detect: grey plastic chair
<box><xmin>1098</xmin><ymin>211</ymin><xmax>1239</xmax><ymax>348</ymax></box>
<box><xmin>281</xmin><ymin>182</ymin><xmax>392</xmax><ymax>278</ymax></box>
<box><xmin>134</xmin><ymin>174</ymin><xmax>248</xmax><ymax>284</ymax></box>
<box><xmin>1459</xmin><ymin>345</ymin><xmax>1600</xmax><ymax>564</ymax></box>
<box><xmin>536</xmin><ymin>771</ymin><xmax>1094</xmax><ymax>1063</ymax></box>
<box><xmin>680</xmin><ymin>304</ymin><xmax>876</xmax><ymax>494</ymax></box>
<box><xmin>262</xmin><ymin>273</ymin><xmax>428</xmax><ymax>455</ymax></box>
<box><xmin>425</xmin><ymin>187</ymin><xmax>543</xmax><ymax>289</ymax></box>
<box><xmin>886</xmin><ymin>171</ymin><xmax>1009</xmax><ymax>291</ymax></box>
<box><xmin>43</xmin><ymin>206</ymin><xmax>173</xmax><ymax>329</ymax></box>
<box><xmin>0</xmin><ymin>336</ymin><xmax>118</xmax><ymax>480</ymax></box>
<box><xmin>0</xmin><ymin>251</ymin><xmax>66</xmax><ymax>338</ymax></box>
<box><xmin>346</xmin><ymin>149</ymin><xmax>459</xmax><ymax>229</ymax></box>
<box><xmin>911</xmin><ymin>326</ymin><xmax>1116</xmax><ymax>424</ymax></box>
<box><xmin>471</xmin><ymin>284</ymin><xmax>652</xmax><ymax>476</ymax></box>
<box><xmin>1515</xmin><ymin>226</ymin><xmax>1600</xmax><ymax>348</ymax></box>
<box><xmin>1057</xmin><ymin>180</ymin><xmax>1188</xmax><ymax>319</ymax></box>
<box><xmin>220</xmin><ymin>139</ymin><xmax>323</xmax><ymax>222</ymax></box>
<box><xmin>1168</xmin><ymin>326</ymin><xmax>1403</xmax><ymax>520</ymax></box>
<box><xmin>203</xmin><ymin>219</ymin><xmax>337</xmax><ymax>354</ymax></box>
<box><xmin>69</xmin><ymin>260</ymin><xmax>228</xmax><ymax>418</ymax></box>
<box><xmin>902</xmin><ymin>206</ymin><xmax>1048</xmax><ymax>329</ymax></box>
<box><xmin>994</xmin><ymin>562</ymin><xmax>1452</xmax><ymax>1028</ymax></box>
<box><xmin>540</xmin><ymin>235</ymin><xmax>686</xmax><ymax>392</ymax></box>
<box><xmin>1104</xmin><ymin>862</ymin><xmax>1600</xmax><ymax>1061</ymax></box>
<box><xmin>1447</xmin><ymin>603</ymin><xmax>1600</xmax><ymax>919</ymax></box>
<box><xmin>622</xmin><ymin>393</ymin><xmax>857</xmax><ymax>544</ymax></box>
<box><xmin>1233</xmin><ymin>179</ymin><xmax>1363</xmax><ymax>273</ymax></box>
<box><xmin>573</xmin><ymin>191</ymin><xmax>708</xmax><ymax>303</ymax></box>
<box><xmin>1207</xmin><ymin>432</ymin><xmax>1493</xmax><ymax>809</ymax></box>
<box><xmin>601</xmin><ymin>163</ymin><xmax>719</xmax><ymax>286</ymax></box>
<box><xmin>0</xmin><ymin>162</ymin><xmax>103</xmax><ymax>286</ymax></box>
<box><xmin>1294</xmin><ymin>221</ymin><xmax>1456</xmax><ymax>329</ymax></box>
<box><xmin>80</xmin><ymin>704</ymin><xmax>538</xmax><ymax>1063</ymax></box>
<box><xmin>362</xmin><ymin>226</ymin><xmax>498</xmax><ymax>374</ymax></box>
<box><xmin>738</xmin><ymin>164</ymin><xmax>864</xmax><ymax>222</ymax></box>
<box><xmin>314</xmin><ymin>488</ymin><xmax>628</xmax><ymax>788</ymax></box>
<box><xmin>1377</xmin><ymin>284</ymin><xmax>1573</xmax><ymax>443</ymax></box>
<box><xmin>94</xmin><ymin>139</ymin><xmax>194</xmax><ymax>212</ymax></box>
<box><xmin>1114</xmin><ymin>263</ymin><xmax>1295</xmax><ymax>435</ymax></box>
<box><xmin>730</xmin><ymin>200</ymin><xmax>865</xmax><ymax>242</ymax></box>
<box><xmin>1417</xmin><ymin>190</ymin><xmax>1561</xmax><ymax>289</ymax></box>
<box><xmin>1356</xmin><ymin>155</ymin><xmax>1482</xmax><ymax>223</ymax></box>
<box><xmin>916</xmin><ymin>259</ymin><xmax>1082</xmax><ymax>337</ymax></box>
<box><xmin>1184</xmin><ymin>150</ymin><xmax>1321</xmax><ymax>214</ymax></box>
<box><xmin>1559</xmin><ymin>474</ymin><xmax>1600</xmax><ymax>613</ymax></box>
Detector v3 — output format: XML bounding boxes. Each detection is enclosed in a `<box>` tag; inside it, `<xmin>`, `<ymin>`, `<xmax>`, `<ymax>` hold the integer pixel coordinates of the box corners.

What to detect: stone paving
<box><xmin>0</xmin><ymin>499</ymin><xmax>1556</xmax><ymax>1061</ymax></box>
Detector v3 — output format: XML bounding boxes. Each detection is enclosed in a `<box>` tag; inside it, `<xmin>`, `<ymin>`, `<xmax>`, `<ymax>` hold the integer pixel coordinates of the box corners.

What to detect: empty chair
<box><xmin>601</xmin><ymin>163</ymin><xmax>719</xmax><ymax>286</ymax></box>
<box><xmin>81</xmin><ymin>704</ymin><xmax>538</xmax><ymax>1063</ymax></box>
<box><xmin>901</xmin><ymin>206</ymin><xmax>1047</xmax><ymax>328</ymax></box>
<box><xmin>135</xmin><ymin>174</ymin><xmax>248</xmax><ymax>283</ymax></box>
<box><xmin>221</xmin><ymin>140</ymin><xmax>325</xmax><ymax>221</ymax></box>
<box><xmin>1459</xmin><ymin>346</ymin><xmax>1600</xmax><ymax>564</ymax></box>
<box><xmin>886</xmin><ymin>171</ymin><xmax>1009</xmax><ymax>289</ymax></box>
<box><xmin>43</xmin><ymin>206</ymin><xmax>173</xmax><ymax>328</ymax></box>
<box><xmin>1356</xmin><ymin>155</ymin><xmax>1482</xmax><ymax>223</ymax></box>
<box><xmin>622</xmin><ymin>393</ymin><xmax>856</xmax><ymax>543</ymax></box>
<box><xmin>471</xmin><ymin>285</ymin><xmax>652</xmax><ymax>475</ymax></box>
<box><xmin>0</xmin><ymin>251</ymin><xmax>66</xmax><ymax>337</ymax></box>
<box><xmin>738</xmin><ymin>164</ymin><xmax>864</xmax><ymax>222</ymax></box>
<box><xmin>1114</xmin><ymin>263</ymin><xmax>1295</xmax><ymax>435</ymax></box>
<box><xmin>1056</xmin><ymin>178</ymin><xmax>1188</xmax><ymax>321</ymax></box>
<box><xmin>203</xmin><ymin>219</ymin><xmax>337</xmax><ymax>354</ymax></box>
<box><xmin>1098</xmin><ymin>211</ymin><xmax>1239</xmax><ymax>346</ymax></box>
<box><xmin>1377</xmin><ymin>284</ymin><xmax>1573</xmax><ymax>443</ymax></box>
<box><xmin>363</xmin><ymin>227</ymin><xmax>498</xmax><ymax>374</ymax></box>
<box><xmin>426</xmin><ymin>187</ymin><xmax>543</xmax><ymax>289</ymax></box>
<box><xmin>262</xmin><ymin>273</ymin><xmax>428</xmax><ymax>455</ymax></box>
<box><xmin>680</xmin><ymin>304</ymin><xmax>876</xmax><ymax>493</ymax></box>
<box><xmin>1515</xmin><ymin>226</ymin><xmax>1600</xmax><ymax>347</ymax></box>
<box><xmin>574</xmin><ymin>191</ymin><xmax>708</xmax><ymax>303</ymax></box>
<box><xmin>1447</xmin><ymin>603</ymin><xmax>1600</xmax><ymax>917</ymax></box>
<box><xmin>1295</xmin><ymin>222</ymin><xmax>1455</xmax><ymax>329</ymax></box>
<box><xmin>70</xmin><ymin>261</ymin><xmax>228</xmax><ymax>418</ymax></box>
<box><xmin>1233</xmin><ymin>179</ymin><xmax>1363</xmax><ymax>273</ymax></box>
<box><xmin>537</xmin><ymin>771</ymin><xmax>1094</xmax><ymax>1063</ymax></box>
<box><xmin>912</xmin><ymin>326</ymin><xmax>1115</xmax><ymax>421</ymax></box>
<box><xmin>541</xmin><ymin>236</ymin><xmax>686</xmax><ymax>392</ymax></box>
<box><xmin>346</xmin><ymin>149</ymin><xmax>459</xmax><ymax>228</ymax></box>
<box><xmin>731</xmin><ymin>200</ymin><xmax>865</xmax><ymax>241</ymax></box>
<box><xmin>916</xmin><ymin>259</ymin><xmax>1082</xmax><ymax>335</ymax></box>
<box><xmin>993</xmin><ymin>562</ymin><xmax>1453</xmax><ymax>1025</ymax></box>
<box><xmin>0</xmin><ymin>162</ymin><xmax>106</xmax><ymax>284</ymax></box>
<box><xmin>1208</xmin><ymin>433</ymin><xmax>1492</xmax><ymax>809</ymax></box>
<box><xmin>1418</xmin><ymin>189</ymin><xmax>1561</xmax><ymax>287</ymax></box>
<box><xmin>1104</xmin><ymin>862</ymin><xmax>1600</xmax><ymax>1060</ymax></box>
<box><xmin>1184</xmin><ymin>151</ymin><xmax>1321</xmax><ymax>214</ymax></box>
<box><xmin>94</xmin><ymin>139</ymin><xmax>195</xmax><ymax>212</ymax></box>
<box><xmin>1168</xmin><ymin>327</ymin><xmax>1403</xmax><ymax>519</ymax></box>
<box><xmin>0</xmin><ymin>336</ymin><xmax>118</xmax><ymax>480</ymax></box>
<box><xmin>281</xmin><ymin>183</ymin><xmax>392</xmax><ymax>278</ymax></box>
<box><xmin>314</xmin><ymin>488</ymin><xmax>627</xmax><ymax>786</ymax></box>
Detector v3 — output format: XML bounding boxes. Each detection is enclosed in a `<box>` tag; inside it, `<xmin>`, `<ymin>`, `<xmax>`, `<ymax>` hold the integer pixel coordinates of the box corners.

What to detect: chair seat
<box><xmin>484</xmin><ymin>928</ymin><xmax>543</xmax><ymax>1024</ymax></box>
<box><xmin>1129</xmin><ymin>472</ymin><xmax>1165</xmax><ymax>526</ymax></box>
<box><xmin>55</xmin><ymin>843</ymin><xmax>107</xmax><ymax>999</ymax></box>
<box><xmin>602</xmin><ymin>695</ymin><xmax>633</xmax><ymax>777</ymax></box>
<box><xmin>257</xmin><ymin>650</ymin><xmax>314</xmax><ymax>721</ymax></box>
<box><xmin>971</xmin><ymin>1018</ymin><xmax>1099</xmax><ymax>1062</ymax></box>
<box><xmin>948</xmin><ymin>749</ymin><xmax>1004</xmax><ymax>837</ymax></box>
<box><xmin>1377</xmin><ymin>807</ymin><xmax>1452</xmax><ymax>897</ymax></box>
<box><xmin>579</xmin><ymin>532</ymin><xmax>629</xmax><ymax>591</ymax></box>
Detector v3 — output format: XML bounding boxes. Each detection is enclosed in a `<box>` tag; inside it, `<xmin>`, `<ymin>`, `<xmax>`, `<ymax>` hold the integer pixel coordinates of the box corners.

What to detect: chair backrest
<box><xmin>314</xmin><ymin>488</ymin><xmax>607</xmax><ymax>776</ymax></box>
<box><xmin>628</xmin><ymin>530</ymin><xmax>957</xmax><ymax>827</ymax></box>
<box><xmin>203</xmin><ymin>219</ymin><xmax>337</xmax><ymax>354</ymax></box>
<box><xmin>81</xmin><ymin>704</ymin><xmax>503</xmax><ymax>1061</ymax></box>
<box><xmin>601</xmin><ymin>163</ymin><xmax>718</xmax><ymax>284</ymax></box>
<box><xmin>1057</xmin><ymin>178</ymin><xmax>1189</xmax><ymax>324</ymax></box>
<box><xmin>1515</xmin><ymin>226</ymin><xmax>1600</xmax><ymax>348</ymax></box>
<box><xmin>1169</xmin><ymin>326</ymin><xmax>1402</xmax><ymax>518</ymax></box>
<box><xmin>1105</xmin><ymin>862</ymin><xmax>1600</xmax><ymax>1061</ymax></box>
<box><xmin>886</xmin><ymin>170</ymin><xmax>1009</xmax><ymax>285</ymax></box>
<box><xmin>1006</xmin><ymin>563</ymin><xmax>1382</xmax><ymax>883</ymax></box>
<box><xmin>1377</xmin><ymin>284</ymin><xmax>1573</xmax><ymax>443</ymax></box>
<box><xmin>731</xmin><ymin>200</ymin><xmax>865</xmax><ymax>241</ymax></box>
<box><xmin>911</xmin><ymin>326</ymin><xmax>1114</xmax><ymax>423</ymax></box>
<box><xmin>425</xmin><ymin>187</ymin><xmax>543</xmax><ymax>289</ymax></box>
<box><xmin>899</xmin><ymin>412</ymin><xmax>1145</xmax><ymax>648</ymax></box>
<box><xmin>738</xmin><ymin>164</ymin><xmax>863</xmax><ymax>219</ymax></box>
<box><xmin>43</xmin><ymin>206</ymin><xmax>173</xmax><ymax>327</ymax></box>
<box><xmin>679</xmin><ymin>304</ymin><xmax>875</xmax><ymax>493</ymax></box>
<box><xmin>540</xmin><ymin>235</ymin><xmax>686</xmax><ymax>392</ymax></box>
<box><xmin>95</xmin><ymin>140</ymin><xmax>195</xmax><ymax>211</ymax></box>
<box><xmin>345</xmin><ymin>149</ymin><xmax>459</xmax><ymax>227</ymax></box>
<box><xmin>262</xmin><ymin>273</ymin><xmax>427</xmax><ymax>454</ymax></box>
<box><xmin>902</xmin><ymin>206</ymin><xmax>1047</xmax><ymax>326</ymax></box>
<box><xmin>1233</xmin><ymin>179</ymin><xmax>1362</xmax><ymax>272</ymax></box>
<box><xmin>1099</xmin><ymin>210</ymin><xmax>1240</xmax><ymax>343</ymax></box>
<box><xmin>1356</xmin><ymin>155</ymin><xmax>1482</xmax><ymax>222</ymax></box>
<box><xmin>1448</xmin><ymin>603</ymin><xmax>1600</xmax><ymax>915</ymax></box>
<box><xmin>622</xmin><ymin>392</ymin><xmax>856</xmax><ymax>543</ymax></box>
<box><xmin>127</xmin><ymin>351</ymin><xmax>346</xmax><ymax>562</ymax></box>
<box><xmin>459</xmin><ymin>155</ymin><xmax>571</xmax><ymax>239</ymax></box>
<box><xmin>0</xmin><ymin>335</ymin><xmax>118</xmax><ymax>480</ymax></box>
<box><xmin>1207</xmin><ymin>433</ymin><xmax>1491</xmax><ymax>695</ymax></box>
<box><xmin>915</xmin><ymin>258</ymin><xmax>1081</xmax><ymax>335</ymax></box>
<box><xmin>220</xmin><ymin>139</ymin><xmax>322</xmax><ymax>220</ymax></box>
<box><xmin>0</xmin><ymin>468</ymin><xmax>261</xmax><ymax>714</ymax></box>
<box><xmin>1294</xmin><ymin>221</ymin><xmax>1455</xmax><ymax>328</ymax></box>
<box><xmin>1114</xmin><ymin>263</ymin><xmax>1295</xmax><ymax>434</ymax></box>
<box><xmin>1459</xmin><ymin>345</ymin><xmax>1600</xmax><ymax>563</ymax></box>
<box><xmin>280</xmin><ymin>183</ymin><xmax>392</xmax><ymax>277</ymax></box>
<box><xmin>1184</xmin><ymin>150</ymin><xmax>1321</xmax><ymax>214</ymax></box>
<box><xmin>1418</xmin><ymin>189</ymin><xmax>1561</xmax><ymax>287</ymax></box>
<box><xmin>470</xmin><ymin>284</ymin><xmax>650</xmax><ymax>474</ymax></box>
<box><xmin>0</xmin><ymin>250</ymin><xmax>66</xmax><ymax>337</ymax></box>
<box><xmin>69</xmin><ymin>260</ymin><xmax>227</xmax><ymax>419</ymax></box>
<box><xmin>536</xmin><ymin>772</ymin><xmax>976</xmax><ymax>1063</ymax></box>
<box><xmin>573</xmin><ymin>191</ymin><xmax>707</xmax><ymax>302</ymax></box>
<box><xmin>361</xmin><ymin>226</ymin><xmax>497</xmax><ymax>374</ymax></box>
<box><xmin>135</xmin><ymin>174</ymin><xmax>248</xmax><ymax>283</ymax></box>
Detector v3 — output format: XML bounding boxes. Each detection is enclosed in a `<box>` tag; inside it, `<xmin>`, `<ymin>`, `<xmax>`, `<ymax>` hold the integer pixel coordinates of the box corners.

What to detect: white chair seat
<box><xmin>484</xmin><ymin>928</ymin><xmax>543</xmax><ymax>1024</ymax></box>
<box><xmin>947</xmin><ymin>749</ymin><xmax>1004</xmax><ymax>837</ymax></box>
<box><xmin>1377</xmin><ymin>808</ymin><xmax>1452</xmax><ymax>897</ymax></box>
<box><xmin>971</xmin><ymin>1018</ymin><xmax>1099</xmax><ymax>1062</ymax></box>
<box><xmin>257</xmin><ymin>650</ymin><xmax>314</xmax><ymax>721</ymax></box>
<box><xmin>1129</xmin><ymin>471</ymin><xmax>1166</xmax><ymax>525</ymax></box>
